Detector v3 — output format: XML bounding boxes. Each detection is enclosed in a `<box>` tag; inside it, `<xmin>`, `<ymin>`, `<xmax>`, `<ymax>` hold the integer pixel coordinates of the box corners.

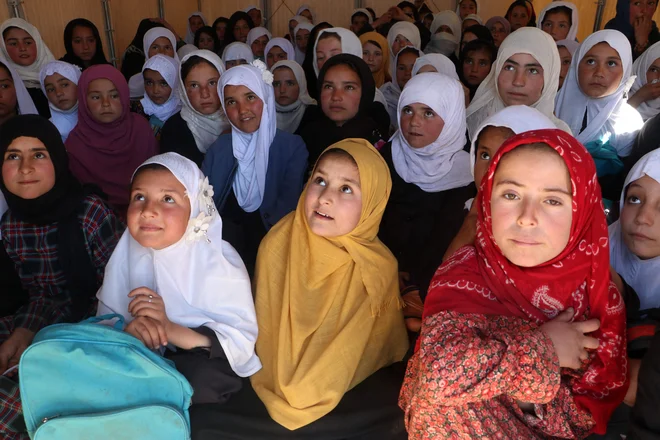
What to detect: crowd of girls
<box><xmin>0</xmin><ymin>0</ymin><xmax>660</xmax><ymax>438</ymax></box>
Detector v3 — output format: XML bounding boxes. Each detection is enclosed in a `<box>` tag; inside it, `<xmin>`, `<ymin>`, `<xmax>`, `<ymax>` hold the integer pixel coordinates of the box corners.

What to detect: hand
<box><xmin>629</xmin><ymin>82</ymin><xmax>660</xmax><ymax>108</ymax></box>
<box><xmin>373</xmin><ymin>12</ymin><xmax>393</xmax><ymax>28</ymax></box>
<box><xmin>624</xmin><ymin>358</ymin><xmax>642</xmax><ymax>406</ymax></box>
<box><xmin>462</xmin><ymin>84</ymin><xmax>471</xmax><ymax>107</ymax></box>
<box><xmin>388</xmin><ymin>7</ymin><xmax>414</xmax><ymax>23</ymax></box>
<box><xmin>125</xmin><ymin>316</ymin><xmax>168</xmax><ymax>350</ymax></box>
<box><xmin>0</xmin><ymin>328</ymin><xmax>35</xmax><ymax>375</ymax></box>
<box><xmin>634</xmin><ymin>14</ymin><xmax>652</xmax><ymax>48</ymax></box>
<box><xmin>128</xmin><ymin>287</ymin><xmax>171</xmax><ymax>331</ymax></box>
<box><xmin>541</xmin><ymin>308</ymin><xmax>600</xmax><ymax>370</ymax></box>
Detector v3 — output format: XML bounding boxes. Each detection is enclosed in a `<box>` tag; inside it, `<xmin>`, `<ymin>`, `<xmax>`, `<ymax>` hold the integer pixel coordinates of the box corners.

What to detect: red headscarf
<box><xmin>65</xmin><ymin>65</ymin><xmax>158</xmax><ymax>216</ymax></box>
<box><xmin>423</xmin><ymin>129</ymin><xmax>627</xmax><ymax>435</ymax></box>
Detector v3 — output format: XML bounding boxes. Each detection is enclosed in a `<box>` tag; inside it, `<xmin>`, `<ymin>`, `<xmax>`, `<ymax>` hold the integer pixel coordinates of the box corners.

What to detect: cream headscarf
<box><xmin>537</xmin><ymin>1</ymin><xmax>579</xmax><ymax>42</ymax></box>
<box><xmin>184</xmin><ymin>12</ymin><xmax>207</xmax><ymax>45</ymax></box>
<box><xmin>251</xmin><ymin>138</ymin><xmax>408</xmax><ymax>430</ymax></box>
<box><xmin>426</xmin><ymin>11</ymin><xmax>462</xmax><ymax>56</ymax></box>
<box><xmin>293</xmin><ymin>21</ymin><xmax>314</xmax><ymax>65</ymax></box>
<box><xmin>412</xmin><ymin>53</ymin><xmax>459</xmax><ymax>79</ymax></box>
<box><xmin>39</xmin><ymin>60</ymin><xmax>81</xmax><ymax>142</ymax></box>
<box><xmin>466</xmin><ymin>27</ymin><xmax>570</xmax><ymax>139</ymax></box>
<box><xmin>387</xmin><ymin>21</ymin><xmax>421</xmax><ymax>61</ymax></box>
<box><xmin>129</xmin><ymin>27</ymin><xmax>179</xmax><ymax>98</ymax></box>
<box><xmin>221</xmin><ymin>42</ymin><xmax>255</xmax><ymax>67</ymax></box>
<box><xmin>380</xmin><ymin>47</ymin><xmax>422</xmax><ymax>128</ymax></box>
<box><xmin>140</xmin><ymin>54</ymin><xmax>182</xmax><ymax>123</ymax></box>
<box><xmin>313</xmin><ymin>28</ymin><xmax>363</xmax><ymax>77</ymax></box>
<box><xmin>271</xmin><ymin>60</ymin><xmax>316</xmax><ymax>133</ymax></box>
<box><xmin>630</xmin><ymin>40</ymin><xmax>660</xmax><ymax>121</ymax></box>
<box><xmin>0</xmin><ymin>18</ymin><xmax>55</xmax><ymax>88</ymax></box>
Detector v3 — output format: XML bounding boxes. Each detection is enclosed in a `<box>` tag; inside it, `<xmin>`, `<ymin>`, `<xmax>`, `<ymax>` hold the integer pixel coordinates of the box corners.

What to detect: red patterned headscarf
<box><xmin>423</xmin><ymin>129</ymin><xmax>628</xmax><ymax>435</ymax></box>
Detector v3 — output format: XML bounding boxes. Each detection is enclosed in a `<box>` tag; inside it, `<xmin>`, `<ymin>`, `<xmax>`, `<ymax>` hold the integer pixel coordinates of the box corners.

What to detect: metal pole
<box><xmin>354</xmin><ymin>0</ymin><xmax>363</xmax><ymax>8</ymax></box>
<box><xmin>6</xmin><ymin>0</ymin><xmax>24</xmax><ymax>19</ymax></box>
<box><xmin>158</xmin><ymin>0</ymin><xmax>164</xmax><ymax>19</ymax></box>
<box><xmin>261</xmin><ymin>0</ymin><xmax>270</xmax><ymax>30</ymax></box>
<box><xmin>197</xmin><ymin>0</ymin><xmax>202</xmax><ymax>12</ymax></box>
<box><xmin>594</xmin><ymin>0</ymin><xmax>607</xmax><ymax>31</ymax></box>
<box><xmin>101</xmin><ymin>0</ymin><xmax>118</xmax><ymax>67</ymax></box>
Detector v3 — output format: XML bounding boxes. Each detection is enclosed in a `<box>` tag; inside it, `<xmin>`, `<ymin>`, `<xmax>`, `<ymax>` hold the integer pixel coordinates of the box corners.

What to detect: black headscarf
<box><xmin>129</xmin><ymin>19</ymin><xmax>165</xmax><ymax>53</ymax></box>
<box><xmin>398</xmin><ymin>1</ymin><xmax>420</xmax><ymax>22</ymax></box>
<box><xmin>0</xmin><ymin>115</ymin><xmax>102</xmax><ymax>319</ymax></box>
<box><xmin>60</xmin><ymin>19</ymin><xmax>110</xmax><ymax>70</ymax></box>
<box><xmin>194</xmin><ymin>26</ymin><xmax>220</xmax><ymax>53</ymax></box>
<box><xmin>303</xmin><ymin>22</ymin><xmax>333</xmax><ymax>100</ymax></box>
<box><xmin>212</xmin><ymin>17</ymin><xmax>230</xmax><ymax>45</ymax></box>
<box><xmin>222</xmin><ymin>11</ymin><xmax>255</xmax><ymax>50</ymax></box>
<box><xmin>462</xmin><ymin>25</ymin><xmax>494</xmax><ymax>45</ymax></box>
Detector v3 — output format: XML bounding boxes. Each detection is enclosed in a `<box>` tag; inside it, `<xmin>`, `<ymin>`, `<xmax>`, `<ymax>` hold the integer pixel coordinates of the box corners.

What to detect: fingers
<box><xmin>581</xmin><ymin>335</ymin><xmax>600</xmax><ymax>350</ymax></box>
<box><xmin>128</xmin><ymin>287</ymin><xmax>158</xmax><ymax>298</ymax></box>
<box><xmin>574</xmin><ymin>318</ymin><xmax>600</xmax><ymax>334</ymax></box>
<box><xmin>128</xmin><ymin>292</ymin><xmax>163</xmax><ymax>315</ymax></box>
<box><xmin>554</xmin><ymin>308</ymin><xmax>574</xmax><ymax>322</ymax></box>
<box><xmin>130</xmin><ymin>300</ymin><xmax>164</xmax><ymax>318</ymax></box>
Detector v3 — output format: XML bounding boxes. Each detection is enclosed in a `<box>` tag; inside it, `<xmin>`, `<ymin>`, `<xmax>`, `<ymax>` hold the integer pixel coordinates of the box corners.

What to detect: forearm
<box><xmin>167</xmin><ymin>322</ymin><xmax>212</xmax><ymax>350</ymax></box>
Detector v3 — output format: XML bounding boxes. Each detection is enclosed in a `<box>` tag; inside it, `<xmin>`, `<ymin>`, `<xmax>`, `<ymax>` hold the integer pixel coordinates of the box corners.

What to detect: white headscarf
<box><xmin>184</xmin><ymin>12</ymin><xmax>207</xmax><ymax>45</ymax></box>
<box><xmin>296</xmin><ymin>5</ymin><xmax>316</xmax><ymax>23</ymax></box>
<box><xmin>222</xmin><ymin>42</ymin><xmax>255</xmax><ymax>67</ymax></box>
<box><xmin>456</xmin><ymin>0</ymin><xmax>480</xmax><ymax>16</ymax></box>
<box><xmin>271</xmin><ymin>60</ymin><xmax>316</xmax><ymax>133</ymax></box>
<box><xmin>381</xmin><ymin>47</ymin><xmax>422</xmax><ymax>128</ymax></box>
<box><xmin>39</xmin><ymin>61</ymin><xmax>81</xmax><ymax>142</ymax></box>
<box><xmin>244</xmin><ymin>5</ymin><xmax>261</xmax><ymax>14</ymax></box>
<box><xmin>387</xmin><ymin>21</ymin><xmax>421</xmax><ymax>60</ymax></box>
<box><xmin>426</xmin><ymin>11</ymin><xmax>462</xmax><ymax>56</ymax></box>
<box><xmin>0</xmin><ymin>56</ymin><xmax>37</xmax><ymax>116</ymax></box>
<box><xmin>129</xmin><ymin>27</ymin><xmax>180</xmax><ymax>99</ymax></box>
<box><xmin>288</xmin><ymin>15</ymin><xmax>310</xmax><ymax>38</ymax></box>
<box><xmin>631</xmin><ymin>41</ymin><xmax>660</xmax><ymax>121</ymax></box>
<box><xmin>609</xmin><ymin>149</ymin><xmax>660</xmax><ymax>310</ymax></box>
<box><xmin>247</xmin><ymin>27</ymin><xmax>272</xmax><ymax>50</ymax></box>
<box><xmin>313</xmin><ymin>28</ymin><xmax>363</xmax><ymax>77</ymax></box>
<box><xmin>557</xmin><ymin>38</ymin><xmax>580</xmax><ymax>56</ymax></box>
<box><xmin>463</xmin><ymin>14</ymin><xmax>484</xmax><ymax>25</ymax></box>
<box><xmin>537</xmin><ymin>1</ymin><xmax>579</xmax><ymax>42</ymax></box>
<box><xmin>412</xmin><ymin>53</ymin><xmax>459</xmax><ymax>79</ymax></box>
<box><xmin>293</xmin><ymin>21</ymin><xmax>314</xmax><ymax>65</ymax></box>
<box><xmin>179</xmin><ymin>50</ymin><xmax>229</xmax><ymax>153</ymax></box>
<box><xmin>466</xmin><ymin>27</ymin><xmax>570</xmax><ymax>139</ymax></box>
<box><xmin>140</xmin><ymin>54</ymin><xmax>182</xmax><ymax>123</ymax></box>
<box><xmin>219</xmin><ymin>64</ymin><xmax>276</xmax><ymax>213</ymax></box>
<box><xmin>265</xmin><ymin>38</ymin><xmax>295</xmax><ymax>63</ymax></box>
<box><xmin>0</xmin><ymin>18</ymin><xmax>55</xmax><ymax>88</ymax></box>
<box><xmin>556</xmin><ymin>30</ymin><xmax>643</xmax><ymax>157</ymax></box>
<box><xmin>97</xmin><ymin>152</ymin><xmax>261</xmax><ymax>378</ymax></box>
<box><xmin>352</xmin><ymin>9</ymin><xmax>374</xmax><ymax>24</ymax></box>
<box><xmin>391</xmin><ymin>72</ymin><xmax>472</xmax><ymax>192</ymax></box>
<box><xmin>177</xmin><ymin>44</ymin><xmax>197</xmax><ymax>60</ymax></box>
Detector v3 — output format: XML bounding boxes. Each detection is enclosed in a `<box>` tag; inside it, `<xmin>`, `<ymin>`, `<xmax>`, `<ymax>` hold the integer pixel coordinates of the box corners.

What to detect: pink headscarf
<box><xmin>66</xmin><ymin>65</ymin><xmax>158</xmax><ymax>217</ymax></box>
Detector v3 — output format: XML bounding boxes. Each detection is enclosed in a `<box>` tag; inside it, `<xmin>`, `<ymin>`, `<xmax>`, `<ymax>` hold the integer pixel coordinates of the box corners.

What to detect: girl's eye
<box><xmin>286</xmin><ymin>81</ymin><xmax>296</xmax><ymax>86</ymax></box>
<box><xmin>627</xmin><ymin>195</ymin><xmax>642</xmax><ymax>204</ymax></box>
<box><xmin>209</xmin><ymin>80</ymin><xmax>218</xmax><ymax>86</ymax></box>
<box><xmin>479</xmin><ymin>151</ymin><xmax>490</xmax><ymax>160</ymax></box>
<box><xmin>145</xmin><ymin>80</ymin><xmax>153</xmax><ymax>86</ymax></box>
<box><xmin>46</xmin><ymin>87</ymin><xmax>54</xmax><ymax>93</ymax></box>
<box><xmin>225</xmin><ymin>99</ymin><xmax>236</xmax><ymax>106</ymax></box>
<box><xmin>111</xmin><ymin>93</ymin><xmax>120</xmax><ymax>99</ymax></box>
<box><xmin>190</xmin><ymin>83</ymin><xmax>199</xmax><ymax>89</ymax></box>
<box><xmin>247</xmin><ymin>94</ymin><xmax>256</xmax><ymax>101</ymax></box>
<box><xmin>585</xmin><ymin>59</ymin><xmax>596</xmax><ymax>65</ymax></box>
<box><xmin>545</xmin><ymin>199</ymin><xmax>562</xmax><ymax>206</ymax></box>
<box><xmin>563</xmin><ymin>60</ymin><xmax>571</xmax><ymax>66</ymax></box>
<box><xmin>402</xmin><ymin>106</ymin><xmax>412</xmax><ymax>115</ymax></box>
<box><xmin>345</xmin><ymin>85</ymin><xmax>355</xmax><ymax>91</ymax></box>
<box><xmin>273</xmin><ymin>81</ymin><xmax>281</xmax><ymax>87</ymax></box>
<box><xmin>160</xmin><ymin>82</ymin><xmax>169</xmax><ymax>88</ymax></box>
<box><xmin>133</xmin><ymin>194</ymin><xmax>145</xmax><ymax>201</ymax></box>
<box><xmin>424</xmin><ymin>111</ymin><xmax>434</xmax><ymax>118</ymax></box>
<box><xmin>34</xmin><ymin>152</ymin><xmax>47</xmax><ymax>159</ymax></box>
<box><xmin>340</xmin><ymin>185</ymin><xmax>353</xmax><ymax>194</ymax></box>
<box><xmin>503</xmin><ymin>64</ymin><xmax>515</xmax><ymax>71</ymax></box>
<box><xmin>62</xmin><ymin>83</ymin><xmax>68</xmax><ymax>88</ymax></box>
<box><xmin>503</xmin><ymin>193</ymin><xmax>518</xmax><ymax>200</ymax></box>
<box><xmin>323</xmin><ymin>84</ymin><xmax>332</xmax><ymax>90</ymax></box>
<box><xmin>314</xmin><ymin>176</ymin><xmax>326</xmax><ymax>186</ymax></box>
<box><xmin>607</xmin><ymin>61</ymin><xmax>618</xmax><ymax>67</ymax></box>
<box><xmin>163</xmin><ymin>196</ymin><xmax>175</xmax><ymax>203</ymax></box>
<box><xmin>5</xmin><ymin>153</ymin><xmax>19</xmax><ymax>160</ymax></box>
<box><xmin>529</xmin><ymin>68</ymin><xmax>540</xmax><ymax>75</ymax></box>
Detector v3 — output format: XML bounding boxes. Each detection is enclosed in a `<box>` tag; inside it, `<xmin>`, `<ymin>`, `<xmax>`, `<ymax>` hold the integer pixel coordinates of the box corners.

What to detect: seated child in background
<box><xmin>140</xmin><ymin>54</ymin><xmax>182</xmax><ymax>141</ymax></box>
<box><xmin>40</xmin><ymin>60</ymin><xmax>81</xmax><ymax>142</ymax></box>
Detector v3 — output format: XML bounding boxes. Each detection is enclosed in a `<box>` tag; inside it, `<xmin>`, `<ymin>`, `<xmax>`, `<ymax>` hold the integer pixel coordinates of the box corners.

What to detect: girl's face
<box><xmin>646</xmin><ymin>57</ymin><xmax>660</xmax><ymax>84</ymax></box>
<box><xmin>296</xmin><ymin>28</ymin><xmax>310</xmax><ymax>52</ymax></box>
<box><xmin>86</xmin><ymin>78</ymin><xmax>122</xmax><ymax>123</ymax></box>
<box><xmin>392</xmin><ymin>34</ymin><xmax>413</xmax><ymax>57</ymax></box>
<box><xmin>462</xmin><ymin>19</ymin><xmax>479</xmax><ymax>31</ymax></box>
<box><xmin>321</xmin><ymin>64</ymin><xmax>362</xmax><ymax>126</ymax></box>
<box><xmin>198</xmin><ymin>32</ymin><xmax>215</xmax><ymax>51</ymax></box>
<box><xmin>497</xmin><ymin>53</ymin><xmax>544</xmax><ymax>106</ymax></box>
<box><xmin>189</xmin><ymin>16</ymin><xmax>204</xmax><ymax>35</ymax></box>
<box><xmin>578</xmin><ymin>42</ymin><xmax>623</xmax><ymax>98</ymax></box>
<box><xmin>225</xmin><ymin>59</ymin><xmax>248</xmax><ymax>69</ymax></box>
<box><xmin>542</xmin><ymin>10</ymin><xmax>571</xmax><ymax>41</ymax></box>
<box><xmin>316</xmin><ymin>36</ymin><xmax>342</xmax><ymax>72</ymax></box>
<box><xmin>459</xmin><ymin>0</ymin><xmax>477</xmax><ymax>19</ymax></box>
<box><xmin>351</xmin><ymin>14</ymin><xmax>369</xmax><ymax>34</ymax></box>
<box><xmin>267</xmin><ymin>45</ymin><xmax>287</xmax><ymax>69</ymax></box>
<box><xmin>491</xmin><ymin>146</ymin><xmax>573</xmax><ymax>267</ymax></box>
<box><xmin>251</xmin><ymin>35</ymin><xmax>269</xmax><ymax>58</ymax></box>
<box><xmin>621</xmin><ymin>175</ymin><xmax>660</xmax><ymax>260</ymax></box>
<box><xmin>71</xmin><ymin>26</ymin><xmax>97</xmax><ymax>62</ymax></box>
<box><xmin>215</xmin><ymin>22</ymin><xmax>227</xmax><ymax>40</ymax></box>
<box><xmin>148</xmin><ymin>37</ymin><xmax>174</xmax><ymax>59</ymax></box>
<box><xmin>463</xmin><ymin>48</ymin><xmax>493</xmax><ymax>87</ymax></box>
<box><xmin>489</xmin><ymin>22</ymin><xmax>507</xmax><ymax>47</ymax></box>
<box><xmin>2</xmin><ymin>136</ymin><xmax>55</xmax><ymax>199</ymax></box>
<box><xmin>0</xmin><ymin>67</ymin><xmax>16</xmax><ymax>119</ymax></box>
<box><xmin>233</xmin><ymin>19</ymin><xmax>250</xmax><ymax>43</ymax></box>
<box><xmin>127</xmin><ymin>168</ymin><xmax>191</xmax><ymax>250</ymax></box>
<box><xmin>630</xmin><ymin>0</ymin><xmax>658</xmax><ymax>23</ymax></box>
<box><xmin>289</xmin><ymin>20</ymin><xmax>299</xmax><ymax>38</ymax></box>
<box><xmin>43</xmin><ymin>72</ymin><xmax>78</xmax><ymax>111</ymax></box>
<box><xmin>143</xmin><ymin>69</ymin><xmax>172</xmax><ymax>105</ymax></box>
<box><xmin>558</xmin><ymin>46</ymin><xmax>572</xmax><ymax>89</ymax></box>
<box><xmin>400</xmin><ymin>103</ymin><xmax>445</xmax><ymax>149</ymax></box>
<box><xmin>3</xmin><ymin>28</ymin><xmax>37</xmax><ymax>66</ymax></box>
<box><xmin>473</xmin><ymin>125</ymin><xmax>515</xmax><ymax>189</ymax></box>
<box><xmin>305</xmin><ymin>154</ymin><xmax>362</xmax><ymax>237</ymax></box>
<box><xmin>301</xmin><ymin>9</ymin><xmax>314</xmax><ymax>22</ymax></box>
<box><xmin>184</xmin><ymin>63</ymin><xmax>220</xmax><ymax>114</ymax></box>
<box><xmin>509</xmin><ymin>5</ymin><xmax>530</xmax><ymax>31</ymax></box>
<box><xmin>461</xmin><ymin>31</ymin><xmax>478</xmax><ymax>51</ymax></box>
<box><xmin>396</xmin><ymin>51</ymin><xmax>418</xmax><ymax>89</ymax></box>
<box><xmin>273</xmin><ymin>67</ymin><xmax>300</xmax><ymax>106</ymax></box>
<box><xmin>223</xmin><ymin>84</ymin><xmax>264</xmax><ymax>134</ymax></box>
<box><xmin>248</xmin><ymin>9</ymin><xmax>262</xmax><ymax>27</ymax></box>
<box><xmin>417</xmin><ymin>64</ymin><xmax>438</xmax><ymax>74</ymax></box>
<box><xmin>362</xmin><ymin>42</ymin><xmax>384</xmax><ymax>73</ymax></box>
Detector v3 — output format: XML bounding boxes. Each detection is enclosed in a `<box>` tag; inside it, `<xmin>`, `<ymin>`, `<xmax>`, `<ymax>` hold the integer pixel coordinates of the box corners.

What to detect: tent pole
<box><xmin>6</xmin><ymin>0</ymin><xmax>24</xmax><ymax>19</ymax></box>
<box><xmin>158</xmin><ymin>0</ymin><xmax>164</xmax><ymax>19</ymax></box>
<box><xmin>262</xmin><ymin>0</ymin><xmax>270</xmax><ymax>30</ymax></box>
<box><xmin>594</xmin><ymin>0</ymin><xmax>607</xmax><ymax>31</ymax></box>
<box><xmin>101</xmin><ymin>0</ymin><xmax>118</xmax><ymax>67</ymax></box>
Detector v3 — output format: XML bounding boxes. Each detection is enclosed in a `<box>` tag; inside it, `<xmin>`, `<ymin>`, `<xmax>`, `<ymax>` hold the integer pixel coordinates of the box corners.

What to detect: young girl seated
<box><xmin>222</xmin><ymin>42</ymin><xmax>254</xmax><ymax>69</ymax></box>
<box><xmin>97</xmin><ymin>152</ymin><xmax>260</xmax><ymax>404</ymax></box>
<box><xmin>467</xmin><ymin>27</ymin><xmax>571</xmax><ymax>139</ymax></box>
<box><xmin>247</xmin><ymin>27</ymin><xmax>271</xmax><ymax>62</ymax></box>
<box><xmin>313</xmin><ymin>28</ymin><xmax>363</xmax><ymax>77</ymax></box>
<box><xmin>39</xmin><ymin>60</ymin><xmax>81</xmax><ymax>142</ymax></box>
<box><xmin>185</xmin><ymin>12</ymin><xmax>207</xmax><ymax>45</ymax></box>
<box><xmin>264</xmin><ymin>37</ymin><xmax>295</xmax><ymax>69</ymax></box>
<box><xmin>381</xmin><ymin>47</ymin><xmax>421</xmax><ymax>128</ymax></box>
<box><xmin>506</xmin><ymin>0</ymin><xmax>537</xmax><ymax>31</ymax></box>
<box><xmin>537</xmin><ymin>2</ymin><xmax>579</xmax><ymax>42</ymax></box>
<box><xmin>426</xmin><ymin>11</ymin><xmax>461</xmax><ymax>59</ymax></box>
<box><xmin>0</xmin><ymin>59</ymin><xmax>37</xmax><ymax>126</ymax></box>
<box><xmin>0</xmin><ymin>18</ymin><xmax>55</xmax><ymax>118</ymax></box>
<box><xmin>60</xmin><ymin>18</ymin><xmax>110</xmax><ymax>71</ymax></box>
<box><xmin>556</xmin><ymin>30</ymin><xmax>644</xmax><ymax>178</ymax></box>
<box><xmin>557</xmin><ymin>39</ymin><xmax>578</xmax><ymax>90</ymax></box>
<box><xmin>194</xmin><ymin>26</ymin><xmax>220</xmax><ymax>53</ymax></box>
<box><xmin>65</xmin><ymin>65</ymin><xmax>158</xmax><ymax>217</ymax></box>
<box><xmin>0</xmin><ymin>115</ymin><xmax>124</xmax><ymax>439</ymax></box>
<box><xmin>462</xmin><ymin>15</ymin><xmax>483</xmax><ymax>31</ymax></box>
<box><xmin>486</xmin><ymin>16</ymin><xmax>511</xmax><ymax>48</ymax></box>
<box><xmin>628</xmin><ymin>41</ymin><xmax>660</xmax><ymax>121</ymax></box>
<box><xmin>160</xmin><ymin>50</ymin><xmax>228</xmax><ymax>168</ymax></box>
<box><xmin>457</xmin><ymin>0</ymin><xmax>478</xmax><ymax>19</ymax></box>
<box><xmin>140</xmin><ymin>54</ymin><xmax>181</xmax><ymax>141</ymax></box>
<box><xmin>128</xmin><ymin>27</ymin><xmax>179</xmax><ymax>102</ymax></box>
<box><xmin>400</xmin><ymin>128</ymin><xmax>628</xmax><ymax>438</ymax></box>
<box><xmin>360</xmin><ymin>31</ymin><xmax>390</xmax><ymax>88</ymax></box>
<box><xmin>459</xmin><ymin>40</ymin><xmax>496</xmax><ymax>102</ymax></box>
<box><xmin>203</xmin><ymin>63</ymin><xmax>307</xmax><ymax>275</ymax></box>
<box><xmin>460</xmin><ymin>23</ymin><xmax>493</xmax><ymax>52</ymax></box>
<box><xmin>387</xmin><ymin>21</ymin><xmax>421</xmax><ymax>63</ymax></box>
<box><xmin>270</xmin><ymin>60</ymin><xmax>317</xmax><ymax>134</ymax></box>
<box><xmin>293</xmin><ymin>21</ymin><xmax>314</xmax><ymax>64</ymax></box>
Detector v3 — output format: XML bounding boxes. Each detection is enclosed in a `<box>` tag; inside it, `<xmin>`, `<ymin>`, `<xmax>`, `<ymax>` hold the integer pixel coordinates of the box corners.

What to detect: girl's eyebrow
<box><xmin>5</xmin><ymin>147</ymin><xmax>47</xmax><ymax>153</ymax></box>
<box><xmin>497</xmin><ymin>179</ymin><xmax>572</xmax><ymax>196</ymax></box>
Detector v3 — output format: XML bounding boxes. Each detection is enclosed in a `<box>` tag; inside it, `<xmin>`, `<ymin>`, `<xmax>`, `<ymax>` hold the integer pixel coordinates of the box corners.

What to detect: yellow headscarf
<box><xmin>359</xmin><ymin>32</ymin><xmax>391</xmax><ymax>88</ymax></box>
<box><xmin>251</xmin><ymin>138</ymin><xmax>408</xmax><ymax>430</ymax></box>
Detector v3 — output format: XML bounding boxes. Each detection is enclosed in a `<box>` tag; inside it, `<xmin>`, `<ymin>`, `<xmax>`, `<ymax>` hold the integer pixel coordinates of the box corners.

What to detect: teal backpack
<box><xmin>19</xmin><ymin>314</ymin><xmax>193</xmax><ymax>440</ymax></box>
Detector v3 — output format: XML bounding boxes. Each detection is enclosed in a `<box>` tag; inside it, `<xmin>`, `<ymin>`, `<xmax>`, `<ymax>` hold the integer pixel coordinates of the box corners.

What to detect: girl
<box><xmin>287</xmin><ymin>15</ymin><xmax>310</xmax><ymax>43</ymax></box>
<box><xmin>244</xmin><ymin>5</ymin><xmax>263</xmax><ymax>27</ymax></box>
<box><xmin>264</xmin><ymin>38</ymin><xmax>295</xmax><ymax>69</ymax></box>
<box><xmin>271</xmin><ymin>60</ymin><xmax>317</xmax><ymax>134</ymax></box>
<box><xmin>628</xmin><ymin>40</ymin><xmax>660</xmax><ymax>120</ymax></box>
<box><xmin>202</xmin><ymin>64</ymin><xmax>308</xmax><ymax>275</ymax></box>
<box><xmin>350</xmin><ymin>9</ymin><xmax>373</xmax><ymax>36</ymax></box>
<box><xmin>297</xmin><ymin>4</ymin><xmax>315</xmax><ymax>23</ymax></box>
<box><xmin>412</xmin><ymin>54</ymin><xmax>459</xmax><ymax>77</ymax></box>
<box><xmin>457</xmin><ymin>0</ymin><xmax>478</xmax><ymax>20</ymax></box>
<box><xmin>97</xmin><ymin>152</ymin><xmax>260</xmax><ymax>404</ymax></box>
<box><xmin>381</xmin><ymin>47</ymin><xmax>421</xmax><ymax>128</ymax></box>
<box><xmin>247</xmin><ymin>27</ymin><xmax>271</xmax><ymax>61</ymax></box>
<box><xmin>128</xmin><ymin>27</ymin><xmax>179</xmax><ymax>101</ymax></box>
<box><xmin>486</xmin><ymin>16</ymin><xmax>511</xmax><ymax>48</ymax></box>
<box><xmin>194</xmin><ymin>26</ymin><xmax>220</xmax><ymax>53</ymax></box>
<box><xmin>538</xmin><ymin>2</ymin><xmax>579</xmax><ymax>42</ymax></box>
<box><xmin>185</xmin><ymin>12</ymin><xmax>207</xmax><ymax>45</ymax></box>
<box><xmin>0</xmin><ymin>59</ymin><xmax>37</xmax><ymax>126</ymax></box>
<box><xmin>462</xmin><ymin>15</ymin><xmax>483</xmax><ymax>31</ymax></box>
<box><xmin>556</xmin><ymin>30</ymin><xmax>644</xmax><ymax>177</ymax></box>
<box><xmin>605</xmin><ymin>0</ymin><xmax>659</xmax><ymax>60</ymax></box>
<box><xmin>293</xmin><ymin>21</ymin><xmax>314</xmax><ymax>65</ymax></box>
<box><xmin>161</xmin><ymin>50</ymin><xmax>228</xmax><ymax>168</ymax></box>
<box><xmin>299</xmin><ymin>54</ymin><xmax>390</xmax><ymax>167</ymax></box>
<box><xmin>387</xmin><ymin>21</ymin><xmax>421</xmax><ymax>63</ymax></box>
<box><xmin>222</xmin><ymin>42</ymin><xmax>254</xmax><ymax>69</ymax></box>
<box><xmin>223</xmin><ymin>11</ymin><xmax>254</xmax><ymax>48</ymax></box>
<box><xmin>426</xmin><ymin>11</ymin><xmax>462</xmax><ymax>59</ymax></box>
<box><xmin>140</xmin><ymin>54</ymin><xmax>181</xmax><ymax>141</ymax></box>
<box><xmin>0</xmin><ymin>18</ymin><xmax>55</xmax><ymax>118</ymax></box>
<box><xmin>460</xmin><ymin>39</ymin><xmax>497</xmax><ymax>100</ymax></box>
<box><xmin>360</xmin><ymin>31</ymin><xmax>391</xmax><ymax>88</ymax></box>
<box><xmin>557</xmin><ymin>39</ymin><xmax>579</xmax><ymax>90</ymax></box>
<box><xmin>213</xmin><ymin>16</ymin><xmax>229</xmax><ymax>47</ymax></box>
<box><xmin>313</xmin><ymin>28</ymin><xmax>363</xmax><ymax>77</ymax></box>
<box><xmin>60</xmin><ymin>18</ymin><xmax>110</xmax><ymax>70</ymax></box>
<box><xmin>0</xmin><ymin>115</ymin><xmax>124</xmax><ymax>439</ymax></box>
<box><xmin>506</xmin><ymin>0</ymin><xmax>537</xmax><ymax>30</ymax></box>
<box><xmin>65</xmin><ymin>65</ymin><xmax>158</xmax><ymax>217</ymax></box>
<box><xmin>39</xmin><ymin>60</ymin><xmax>81</xmax><ymax>142</ymax></box>
<box><xmin>120</xmin><ymin>20</ymin><xmax>166</xmax><ymax>81</ymax></box>
<box><xmin>400</xmin><ymin>129</ymin><xmax>628</xmax><ymax>438</ymax></box>
<box><xmin>302</xmin><ymin>22</ymin><xmax>332</xmax><ymax>99</ymax></box>
<box><xmin>467</xmin><ymin>27</ymin><xmax>571</xmax><ymax>139</ymax></box>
